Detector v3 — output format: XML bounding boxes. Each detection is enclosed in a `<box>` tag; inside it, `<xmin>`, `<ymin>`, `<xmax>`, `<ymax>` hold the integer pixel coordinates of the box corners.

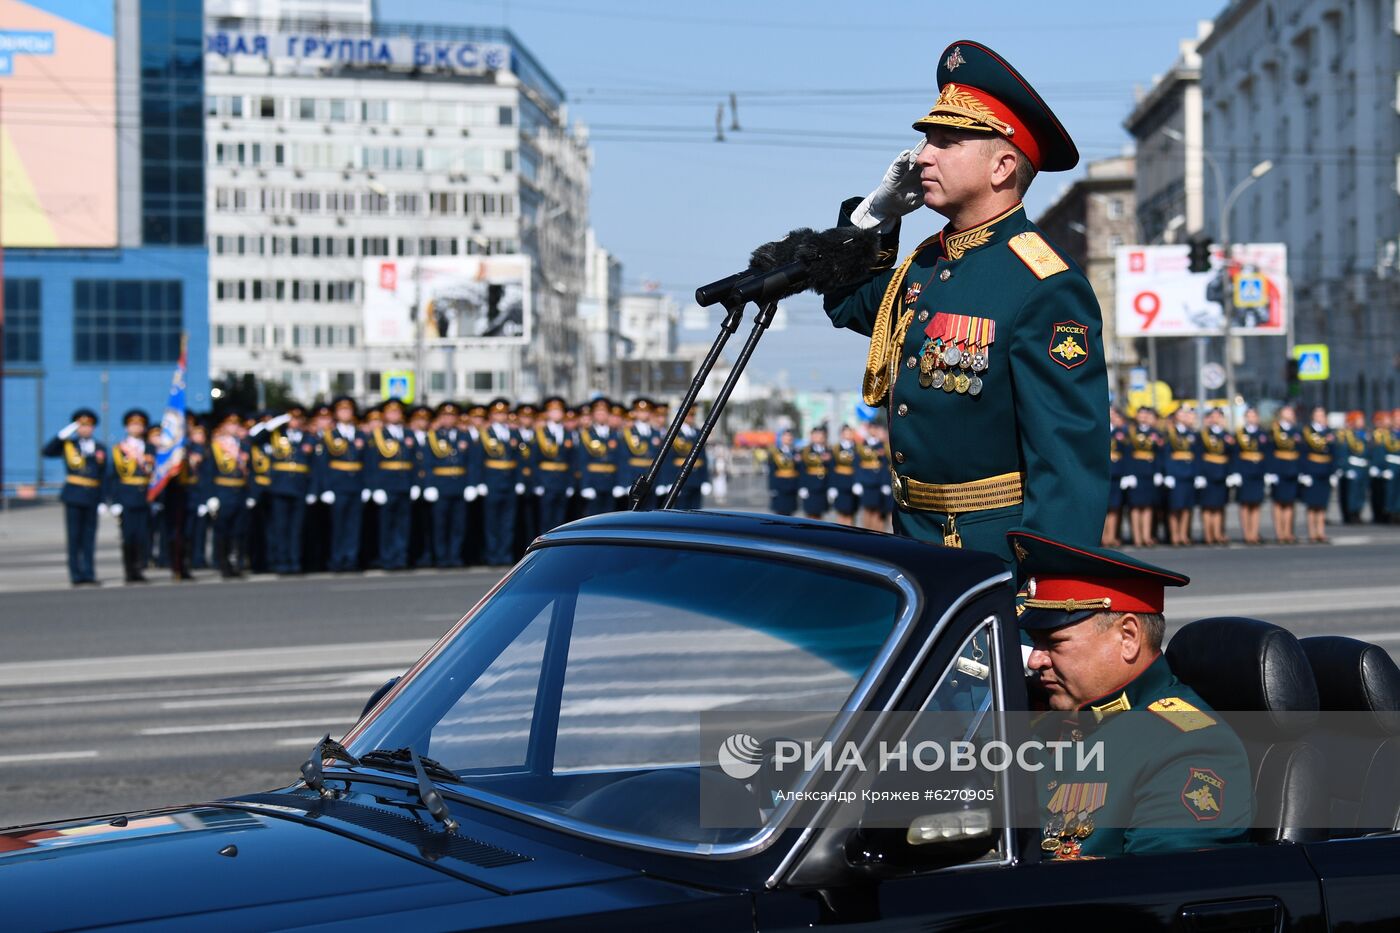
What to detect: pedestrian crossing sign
<box><xmin>1292</xmin><ymin>344</ymin><xmax>1329</xmax><ymax>381</ymax></box>
<box><xmin>1234</xmin><ymin>274</ymin><xmax>1266</xmax><ymax>308</ymax></box>
<box><xmin>383</xmin><ymin>370</ymin><xmax>415</xmax><ymax>402</ymax></box>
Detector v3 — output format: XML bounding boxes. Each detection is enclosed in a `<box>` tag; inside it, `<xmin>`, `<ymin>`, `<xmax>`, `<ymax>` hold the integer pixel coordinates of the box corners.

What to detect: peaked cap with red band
<box><xmin>1009</xmin><ymin>527</ymin><xmax>1189</xmax><ymax>630</ymax></box>
<box><xmin>914</xmin><ymin>41</ymin><xmax>1079</xmax><ymax>173</ymax></box>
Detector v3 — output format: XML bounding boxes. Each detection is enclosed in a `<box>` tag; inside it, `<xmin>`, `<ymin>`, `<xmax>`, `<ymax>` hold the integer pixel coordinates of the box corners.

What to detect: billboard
<box><xmin>0</xmin><ymin>1</ymin><xmax>116</xmax><ymax>247</ymax></box>
<box><xmin>363</xmin><ymin>256</ymin><xmax>531</xmax><ymax>346</ymax></box>
<box><xmin>1115</xmin><ymin>244</ymin><xmax>1288</xmax><ymax>338</ymax></box>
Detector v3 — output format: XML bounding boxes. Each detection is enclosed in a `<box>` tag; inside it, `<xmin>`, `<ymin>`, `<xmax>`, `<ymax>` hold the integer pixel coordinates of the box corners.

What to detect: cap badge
<box><xmin>945</xmin><ymin>46</ymin><xmax>966</xmax><ymax>71</ymax></box>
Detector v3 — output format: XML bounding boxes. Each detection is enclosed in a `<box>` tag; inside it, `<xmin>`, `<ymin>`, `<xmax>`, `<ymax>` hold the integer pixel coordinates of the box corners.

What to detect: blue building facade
<box><xmin>2</xmin><ymin>0</ymin><xmax>208</xmax><ymax>491</ymax></box>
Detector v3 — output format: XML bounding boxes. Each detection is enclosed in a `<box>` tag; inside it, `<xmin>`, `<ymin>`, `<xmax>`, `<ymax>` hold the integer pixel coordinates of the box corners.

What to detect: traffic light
<box><xmin>1187</xmin><ymin>234</ymin><xmax>1213</xmax><ymax>274</ymax></box>
<box><xmin>1284</xmin><ymin>357</ymin><xmax>1300</xmax><ymax>397</ymax></box>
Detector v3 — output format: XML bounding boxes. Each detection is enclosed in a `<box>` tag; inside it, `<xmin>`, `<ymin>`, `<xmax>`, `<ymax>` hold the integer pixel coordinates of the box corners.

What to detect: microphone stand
<box><xmin>662</xmin><ymin>300</ymin><xmax>779</xmax><ymax>510</ymax></box>
<box><xmin>629</xmin><ymin>296</ymin><xmax>747</xmax><ymax>510</ymax></box>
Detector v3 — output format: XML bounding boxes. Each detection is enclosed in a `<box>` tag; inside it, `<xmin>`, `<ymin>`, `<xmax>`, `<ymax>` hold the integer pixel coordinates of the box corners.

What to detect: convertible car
<box><xmin>3</xmin><ymin>509</ymin><xmax>1398</xmax><ymax>931</ymax></box>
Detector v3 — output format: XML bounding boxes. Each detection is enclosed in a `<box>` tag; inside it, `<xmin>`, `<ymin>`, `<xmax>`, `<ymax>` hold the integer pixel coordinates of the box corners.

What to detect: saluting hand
<box><xmin>850</xmin><ymin>145</ymin><xmax>925</xmax><ymax>229</ymax></box>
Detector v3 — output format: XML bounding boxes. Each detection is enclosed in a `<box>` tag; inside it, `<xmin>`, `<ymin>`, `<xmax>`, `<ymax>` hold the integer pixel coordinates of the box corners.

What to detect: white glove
<box><xmin>476</xmin><ymin>484</ymin><xmax>488</xmax><ymax>497</ymax></box>
<box><xmin>1164</xmin><ymin>476</ymin><xmax>1176</xmax><ymax>489</ymax></box>
<box><xmin>827</xmin><ymin>487</ymin><xmax>839</xmax><ymax>503</ymax></box>
<box><xmin>880</xmin><ymin>485</ymin><xmax>891</xmax><ymax>496</ymax></box>
<box><xmin>207</xmin><ymin>497</ymin><xmax>220</xmax><ymax>514</ymax></box>
<box><xmin>410</xmin><ymin>485</ymin><xmax>421</xmax><ymax>501</ymax></box>
<box><xmin>361</xmin><ymin>488</ymin><xmax>371</xmax><ymax>502</ymax></box>
<box><xmin>533</xmin><ymin>486</ymin><xmax>545</xmax><ymax>496</ymax></box>
<box><xmin>305</xmin><ymin>493</ymin><xmax>317</xmax><ymax>505</ymax></box>
<box><xmin>1370</xmin><ymin>466</ymin><xmax>1381</xmax><ymax>477</ymax></box>
<box><xmin>197</xmin><ymin>504</ymin><xmax>208</xmax><ymax>517</ymax></box>
<box><xmin>110</xmin><ymin>503</ymin><xmax>124</xmax><ymax>517</ymax></box>
<box><xmin>423</xmin><ymin>486</ymin><xmax>439</xmax><ymax>502</ymax></box>
<box><xmin>581</xmin><ymin>487</ymin><xmax>597</xmax><ymax>500</ymax></box>
<box><xmin>566</xmin><ymin>487</ymin><xmax>575</xmax><ymax>497</ymax></box>
<box><xmin>372</xmin><ymin>489</ymin><xmax>388</xmax><ymax>505</ymax></box>
<box><xmin>98</xmin><ymin>502</ymin><xmax>110</xmax><ymax>516</ymax></box>
<box><xmin>1298</xmin><ymin>473</ymin><xmax>1313</xmax><ymax>488</ymax></box>
<box><xmin>1264</xmin><ymin>473</ymin><xmax>1278</xmax><ymax>486</ymax></box>
<box><xmin>1329</xmin><ymin>474</ymin><xmax>1338</xmax><ymax>488</ymax></box>
<box><xmin>1384</xmin><ymin>470</ymin><xmax>1395</xmax><ymax>480</ymax></box>
<box><xmin>1153</xmin><ymin>473</ymin><xmax>1163</xmax><ymax>487</ymax></box>
<box><xmin>611</xmin><ymin>485</ymin><xmax>626</xmax><ymax>498</ymax></box>
<box><xmin>1119</xmin><ymin>476</ymin><xmax>1133</xmax><ymax>490</ymax></box>
<box><xmin>151</xmin><ymin>503</ymin><xmax>163</xmax><ymax>514</ymax></box>
<box><xmin>798</xmin><ymin>487</ymin><xmax>810</xmax><ymax>500</ymax></box>
<box><xmin>701</xmin><ymin>481</ymin><xmax>713</xmax><ymax>496</ymax></box>
<box><xmin>852</xmin><ymin>483</ymin><xmax>864</xmax><ymax>496</ymax></box>
<box><xmin>849</xmin><ymin>147</ymin><xmax>924</xmax><ymax>229</ymax></box>
<box><xmin>1226</xmin><ymin>474</ymin><xmax>1242</xmax><ymax>488</ymax></box>
<box><xmin>321</xmin><ymin>490</ymin><xmax>335</xmax><ymax>504</ymax></box>
<box><xmin>1193</xmin><ymin>476</ymin><xmax>1207</xmax><ymax>490</ymax></box>
<box><xmin>515</xmin><ymin>483</ymin><xmax>527</xmax><ymax>495</ymax></box>
<box><xmin>246</xmin><ymin>497</ymin><xmax>257</xmax><ymax>509</ymax></box>
<box><xmin>58</xmin><ymin>421</ymin><xmax>79</xmax><ymax>440</ymax></box>
<box><xmin>656</xmin><ymin>484</ymin><xmax>671</xmax><ymax>495</ymax></box>
<box><xmin>463</xmin><ymin>486</ymin><xmax>475</xmax><ymax>501</ymax></box>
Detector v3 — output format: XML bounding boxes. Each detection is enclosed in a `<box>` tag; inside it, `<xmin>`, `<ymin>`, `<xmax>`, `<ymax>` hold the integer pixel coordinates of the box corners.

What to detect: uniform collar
<box><xmin>1079</xmin><ymin>654</ymin><xmax>1174</xmax><ymax>718</ymax></box>
<box><xmin>937</xmin><ymin>201</ymin><xmax>1027</xmax><ymax>261</ymax></box>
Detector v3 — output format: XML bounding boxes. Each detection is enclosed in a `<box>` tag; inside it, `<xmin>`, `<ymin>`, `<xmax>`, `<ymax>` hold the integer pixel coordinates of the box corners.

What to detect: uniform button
<box><xmin>897</xmin><ymin>404</ymin><xmax>908</xmax><ymax>417</ymax></box>
<box><xmin>939</xmin><ymin>269</ymin><xmax>952</xmax><ymax>282</ymax></box>
<box><xmin>917</xmin><ymin>310</ymin><xmax>929</xmax><ymax>323</ymax></box>
<box><xmin>905</xmin><ymin>356</ymin><xmax>917</xmax><ymax>369</ymax></box>
<box><xmin>894</xmin><ymin>451</ymin><xmax>905</xmax><ymax>464</ymax></box>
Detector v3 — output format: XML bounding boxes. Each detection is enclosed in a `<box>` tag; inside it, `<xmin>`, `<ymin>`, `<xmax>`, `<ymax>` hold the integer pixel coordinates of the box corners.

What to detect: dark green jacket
<box><xmin>1034</xmin><ymin>655</ymin><xmax>1252</xmax><ymax>860</ymax></box>
<box><xmin>823</xmin><ymin>200</ymin><xmax>1108</xmax><ymax>563</ymax></box>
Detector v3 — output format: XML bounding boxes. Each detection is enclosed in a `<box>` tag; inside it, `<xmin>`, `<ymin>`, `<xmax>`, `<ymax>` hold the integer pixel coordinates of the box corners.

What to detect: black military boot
<box><xmin>123</xmin><ymin>542</ymin><xmax>147</xmax><ymax>583</ymax></box>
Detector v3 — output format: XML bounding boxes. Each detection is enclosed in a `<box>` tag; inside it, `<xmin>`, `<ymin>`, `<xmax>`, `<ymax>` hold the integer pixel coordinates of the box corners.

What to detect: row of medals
<box><xmin>1042</xmin><ymin>809</ymin><xmax>1094</xmax><ymax>857</ymax></box>
<box><xmin>919</xmin><ymin>338</ymin><xmax>987</xmax><ymax>396</ymax></box>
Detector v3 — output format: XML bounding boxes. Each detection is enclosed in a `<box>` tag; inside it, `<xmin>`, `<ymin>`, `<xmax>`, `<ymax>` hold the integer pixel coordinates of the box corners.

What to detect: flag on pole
<box><xmin>147</xmin><ymin>336</ymin><xmax>188</xmax><ymax>502</ymax></box>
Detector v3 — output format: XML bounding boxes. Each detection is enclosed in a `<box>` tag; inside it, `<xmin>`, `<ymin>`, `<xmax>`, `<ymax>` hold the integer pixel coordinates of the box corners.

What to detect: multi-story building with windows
<box><xmin>3</xmin><ymin>0</ymin><xmax>209</xmax><ymax>490</ymax></box>
<box><xmin>202</xmin><ymin>12</ymin><xmax>591</xmax><ymax>405</ymax></box>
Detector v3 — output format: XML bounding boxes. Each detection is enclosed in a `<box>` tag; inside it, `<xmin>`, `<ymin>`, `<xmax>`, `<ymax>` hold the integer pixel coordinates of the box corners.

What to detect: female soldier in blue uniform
<box><xmin>1337</xmin><ymin>411</ymin><xmax>1371</xmax><ymax>524</ymax></box>
<box><xmin>1232</xmin><ymin>407</ymin><xmax>1267</xmax><ymax>544</ymax></box>
<box><xmin>856</xmin><ymin>424</ymin><xmax>891</xmax><ymax>531</ymax></box>
<box><xmin>1299</xmin><ymin>406</ymin><xmax>1337</xmax><ymax>544</ymax></box>
<box><xmin>107</xmin><ymin>408</ymin><xmax>155</xmax><ymax>583</ymax></box>
<box><xmin>797</xmin><ymin>425</ymin><xmax>832</xmax><ymax>520</ymax></box>
<box><xmin>1161</xmin><ymin>405</ymin><xmax>1200</xmax><ymax>547</ymax></box>
<box><xmin>1103</xmin><ymin>407</ymin><xmax>1126</xmax><ymax>547</ymax></box>
<box><xmin>1197</xmin><ymin>407</ymin><xmax>1234</xmax><ymax>546</ymax></box>
<box><xmin>1123</xmin><ymin>407</ymin><xmax>1162</xmax><ymax>548</ymax></box>
<box><xmin>767</xmin><ymin>429</ymin><xmax>800</xmax><ymax>517</ymax></box>
<box><xmin>1267</xmin><ymin>404</ymin><xmax>1302</xmax><ymax>545</ymax></box>
<box><xmin>829</xmin><ymin>425</ymin><xmax>859</xmax><ymax>526</ymax></box>
<box><xmin>42</xmin><ymin>408</ymin><xmax>107</xmax><ymax>586</ymax></box>
<box><xmin>205</xmin><ymin>412</ymin><xmax>250</xmax><ymax>578</ymax></box>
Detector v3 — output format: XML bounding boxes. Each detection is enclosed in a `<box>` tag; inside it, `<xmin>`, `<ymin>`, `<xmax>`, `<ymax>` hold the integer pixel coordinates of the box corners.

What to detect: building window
<box><xmin>471</xmin><ymin>371</ymin><xmax>494</xmax><ymax>391</ymax></box>
<box><xmin>1106</xmin><ymin>198</ymin><xmax>1124</xmax><ymax>220</ymax></box>
<box><xmin>430</xmin><ymin>371</ymin><xmax>447</xmax><ymax>392</ymax></box>
<box><xmin>73</xmin><ymin>280</ymin><xmax>182</xmax><ymax>364</ymax></box>
<box><xmin>333</xmin><ymin>371</ymin><xmax>355</xmax><ymax>394</ymax></box>
<box><xmin>298</xmin><ymin>97</ymin><xmax>316</xmax><ymax>120</ymax></box>
<box><xmin>4</xmin><ymin>278</ymin><xmax>41</xmax><ymax>363</ymax></box>
<box><xmin>498</xmin><ymin>105</ymin><xmax>514</xmax><ymax>126</ymax></box>
<box><xmin>362</xmin><ymin>99</ymin><xmax>388</xmax><ymax>122</ymax></box>
<box><xmin>367</xmin><ymin>371</ymin><xmax>382</xmax><ymax>392</ymax></box>
<box><xmin>329</xmin><ymin>99</ymin><xmax>348</xmax><ymax>122</ymax></box>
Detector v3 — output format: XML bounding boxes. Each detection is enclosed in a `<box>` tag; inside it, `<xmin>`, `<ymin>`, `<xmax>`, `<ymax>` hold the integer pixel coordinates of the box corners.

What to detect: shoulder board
<box><xmin>1008</xmin><ymin>231</ymin><xmax>1069</xmax><ymax>280</ymax></box>
<box><xmin>1147</xmin><ymin>697</ymin><xmax>1217</xmax><ymax>732</ymax></box>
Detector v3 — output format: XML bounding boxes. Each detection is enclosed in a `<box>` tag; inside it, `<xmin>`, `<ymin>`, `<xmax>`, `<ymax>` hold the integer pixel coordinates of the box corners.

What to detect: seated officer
<box><xmin>1011</xmin><ymin>528</ymin><xmax>1251</xmax><ymax>859</ymax></box>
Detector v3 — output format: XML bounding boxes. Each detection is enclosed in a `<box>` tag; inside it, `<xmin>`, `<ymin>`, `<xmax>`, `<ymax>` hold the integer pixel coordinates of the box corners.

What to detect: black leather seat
<box><xmin>1166</xmin><ymin>617</ymin><xmax>1326</xmax><ymax>844</ymax></box>
<box><xmin>1299</xmin><ymin>635</ymin><xmax>1400</xmax><ymax>836</ymax></box>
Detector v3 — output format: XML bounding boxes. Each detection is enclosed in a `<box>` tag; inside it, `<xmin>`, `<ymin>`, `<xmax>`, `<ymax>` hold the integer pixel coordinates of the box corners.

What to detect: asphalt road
<box><xmin>1</xmin><ymin>499</ymin><xmax>1396</xmax><ymax>827</ymax></box>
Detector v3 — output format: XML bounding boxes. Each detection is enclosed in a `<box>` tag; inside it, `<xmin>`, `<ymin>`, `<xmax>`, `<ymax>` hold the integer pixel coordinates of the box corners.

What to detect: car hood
<box><xmin>0</xmin><ymin>788</ymin><xmax>729</xmax><ymax>931</ymax></box>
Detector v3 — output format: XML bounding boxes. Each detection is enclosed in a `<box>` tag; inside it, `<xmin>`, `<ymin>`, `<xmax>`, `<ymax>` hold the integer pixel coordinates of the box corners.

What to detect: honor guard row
<box><xmin>765</xmin><ymin>423</ymin><xmax>894</xmax><ymax>531</ymax></box>
<box><xmin>43</xmin><ymin>396</ymin><xmax>714</xmax><ymax>585</ymax></box>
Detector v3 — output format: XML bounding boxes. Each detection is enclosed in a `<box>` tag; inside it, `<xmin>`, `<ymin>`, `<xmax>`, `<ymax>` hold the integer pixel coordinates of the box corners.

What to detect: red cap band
<box><xmin>1028</xmin><ymin>575</ymin><xmax>1164</xmax><ymax>614</ymax></box>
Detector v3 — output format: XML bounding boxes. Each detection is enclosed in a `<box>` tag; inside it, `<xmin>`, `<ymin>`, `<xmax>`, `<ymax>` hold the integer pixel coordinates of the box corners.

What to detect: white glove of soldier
<box><xmin>320</xmin><ymin>490</ymin><xmax>335</xmax><ymax>504</ymax></box>
<box><xmin>880</xmin><ymin>485</ymin><xmax>891</xmax><ymax>496</ymax></box>
<box><xmin>1264</xmin><ymin>473</ymin><xmax>1278</xmax><ymax>486</ymax></box>
<box><xmin>515</xmin><ymin>483</ymin><xmax>527</xmax><ymax>495</ymax></box>
<box><xmin>849</xmin><ymin>146</ymin><xmax>924</xmax><ymax>229</ymax></box>
<box><xmin>197</xmin><ymin>504</ymin><xmax>208</xmax><ymax>517</ymax></box>
<box><xmin>423</xmin><ymin>486</ymin><xmax>439</xmax><ymax>502</ymax></box>
<box><xmin>110</xmin><ymin>503</ymin><xmax>124</xmax><ymax>517</ymax></box>
<box><xmin>826</xmin><ymin>487</ymin><xmax>839</xmax><ymax>503</ymax></box>
<box><xmin>1298</xmin><ymin>473</ymin><xmax>1313</xmax><ymax>488</ymax></box>
<box><xmin>656</xmin><ymin>484</ymin><xmax>671</xmax><ymax>495</ymax></box>
<box><xmin>566</xmin><ymin>487</ymin><xmax>575</xmax><ymax>497</ymax></box>
<box><xmin>1329</xmin><ymin>473</ymin><xmax>1339</xmax><ymax>488</ymax></box>
<box><xmin>798</xmin><ymin>487</ymin><xmax>809</xmax><ymax>500</ymax></box>
<box><xmin>246</xmin><ymin>497</ymin><xmax>257</xmax><ymax>509</ymax></box>
<box><xmin>1371</xmin><ymin>466</ymin><xmax>1381</xmax><ymax>477</ymax></box>
<box><xmin>1385</xmin><ymin>470</ymin><xmax>1396</xmax><ymax>480</ymax></box>
<box><xmin>1119</xmin><ymin>475</ymin><xmax>1135</xmax><ymax>490</ymax></box>
<box><xmin>58</xmin><ymin>421</ymin><xmax>80</xmax><ymax>440</ymax></box>
<box><xmin>361</xmin><ymin>488</ymin><xmax>371</xmax><ymax>502</ymax></box>
<box><xmin>612</xmin><ymin>485</ymin><xmax>626</xmax><ymax>498</ymax></box>
<box><xmin>1193</xmin><ymin>476</ymin><xmax>1207</xmax><ymax>490</ymax></box>
<box><xmin>463</xmin><ymin>486</ymin><xmax>474</xmax><ymax>501</ymax></box>
<box><xmin>476</xmin><ymin>483</ymin><xmax>488</xmax><ymax>498</ymax></box>
<box><xmin>410</xmin><ymin>485</ymin><xmax>421</xmax><ymax>501</ymax></box>
<box><xmin>1226</xmin><ymin>474</ymin><xmax>1242</xmax><ymax>488</ymax></box>
<box><xmin>1164</xmin><ymin>476</ymin><xmax>1176</xmax><ymax>489</ymax></box>
<box><xmin>852</xmin><ymin>482</ymin><xmax>864</xmax><ymax>496</ymax></box>
<box><xmin>580</xmin><ymin>487</ymin><xmax>597</xmax><ymax>500</ymax></box>
<box><xmin>1153</xmin><ymin>473</ymin><xmax>1163</xmax><ymax>487</ymax></box>
<box><xmin>98</xmin><ymin>502</ymin><xmax>110</xmax><ymax>516</ymax></box>
<box><xmin>305</xmin><ymin>493</ymin><xmax>317</xmax><ymax>505</ymax></box>
<box><xmin>701</xmin><ymin>482</ymin><xmax>713</xmax><ymax>496</ymax></box>
<box><xmin>533</xmin><ymin>486</ymin><xmax>545</xmax><ymax>496</ymax></box>
<box><xmin>206</xmin><ymin>497</ymin><xmax>220</xmax><ymax>515</ymax></box>
<box><xmin>372</xmin><ymin>489</ymin><xmax>388</xmax><ymax>505</ymax></box>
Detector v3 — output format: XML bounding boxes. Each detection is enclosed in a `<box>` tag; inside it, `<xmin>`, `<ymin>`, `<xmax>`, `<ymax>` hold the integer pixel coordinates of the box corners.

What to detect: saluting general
<box><xmin>821</xmin><ymin>41</ymin><xmax>1108</xmax><ymax>567</ymax></box>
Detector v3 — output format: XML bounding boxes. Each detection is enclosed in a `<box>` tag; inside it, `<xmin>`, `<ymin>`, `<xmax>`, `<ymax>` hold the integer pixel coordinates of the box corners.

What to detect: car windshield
<box><xmin>346</xmin><ymin>541</ymin><xmax>905</xmax><ymax>851</ymax></box>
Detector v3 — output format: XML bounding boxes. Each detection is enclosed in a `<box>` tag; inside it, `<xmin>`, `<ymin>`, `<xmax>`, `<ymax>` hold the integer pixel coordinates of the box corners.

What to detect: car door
<box><xmin>1305</xmin><ymin>835</ymin><xmax>1400</xmax><ymax>931</ymax></box>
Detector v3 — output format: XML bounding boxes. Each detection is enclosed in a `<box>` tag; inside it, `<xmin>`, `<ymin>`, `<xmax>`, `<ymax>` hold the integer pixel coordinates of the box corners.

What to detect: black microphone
<box><xmin>694</xmin><ymin>229</ymin><xmax>807</xmax><ymax>307</ymax></box>
<box><xmin>731</xmin><ymin>225</ymin><xmax>880</xmax><ymax>305</ymax></box>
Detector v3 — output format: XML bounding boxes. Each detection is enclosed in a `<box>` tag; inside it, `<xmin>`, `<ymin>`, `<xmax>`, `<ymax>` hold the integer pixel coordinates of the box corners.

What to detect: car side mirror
<box><xmin>784</xmin><ymin>806</ymin><xmax>997</xmax><ymax>888</ymax></box>
<box><xmin>360</xmin><ymin>675</ymin><xmax>401</xmax><ymax>719</ymax></box>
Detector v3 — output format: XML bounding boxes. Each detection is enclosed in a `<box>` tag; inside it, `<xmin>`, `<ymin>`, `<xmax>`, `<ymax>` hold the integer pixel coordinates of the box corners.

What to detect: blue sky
<box><xmin>391</xmin><ymin>0</ymin><xmax>1227</xmax><ymax>390</ymax></box>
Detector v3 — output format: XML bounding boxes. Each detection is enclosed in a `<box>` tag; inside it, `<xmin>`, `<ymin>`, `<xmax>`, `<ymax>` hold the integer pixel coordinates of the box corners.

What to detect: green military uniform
<box><xmin>1011</xmin><ymin>528</ymin><xmax>1251</xmax><ymax>860</ymax></box>
<box><xmin>824</xmin><ymin>42</ymin><xmax>1108</xmax><ymax>568</ymax></box>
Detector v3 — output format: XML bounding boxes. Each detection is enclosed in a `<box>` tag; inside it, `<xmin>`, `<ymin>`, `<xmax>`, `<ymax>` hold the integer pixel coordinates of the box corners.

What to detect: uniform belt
<box><xmin>891</xmin><ymin>470</ymin><xmax>1024</xmax><ymax>514</ymax></box>
<box><xmin>586</xmin><ymin>463</ymin><xmax>617</xmax><ymax>473</ymax></box>
<box><xmin>255</xmin><ymin>476</ymin><xmax>271</xmax><ymax>486</ymax></box>
<box><xmin>538</xmin><ymin>461</ymin><xmax>570</xmax><ymax>471</ymax></box>
<box><xmin>328</xmin><ymin>461</ymin><xmax>362</xmax><ymax>471</ymax></box>
<box><xmin>432</xmin><ymin>466</ymin><xmax>466</xmax><ymax>476</ymax></box>
<box><xmin>377</xmin><ymin>461</ymin><xmax>414</xmax><ymax>470</ymax></box>
<box><xmin>66</xmin><ymin>475</ymin><xmax>101</xmax><ymax>488</ymax></box>
<box><xmin>1203</xmin><ymin>454</ymin><xmax>1229</xmax><ymax>465</ymax></box>
<box><xmin>1307</xmin><ymin>453</ymin><xmax>1333</xmax><ymax>464</ymax></box>
<box><xmin>1110</xmin><ymin>453</ymin><xmax>1121</xmax><ymax>462</ymax></box>
<box><xmin>120</xmin><ymin>477</ymin><xmax>150</xmax><ymax>486</ymax></box>
<box><xmin>628</xmin><ymin>457</ymin><xmax>652</xmax><ymax>468</ymax></box>
<box><xmin>272</xmin><ymin>462</ymin><xmax>311</xmax><ymax>473</ymax></box>
<box><xmin>1132</xmin><ymin>451</ymin><xmax>1156</xmax><ymax>461</ymax></box>
<box><xmin>1272</xmin><ymin>450</ymin><xmax>1299</xmax><ymax>461</ymax></box>
<box><xmin>1170</xmin><ymin>451</ymin><xmax>1194</xmax><ymax>461</ymax></box>
<box><xmin>859</xmin><ymin>460</ymin><xmax>882</xmax><ymax>470</ymax></box>
<box><xmin>484</xmin><ymin>459</ymin><xmax>518</xmax><ymax>470</ymax></box>
<box><xmin>806</xmin><ymin>469</ymin><xmax>827</xmax><ymax>478</ymax></box>
<box><xmin>215</xmin><ymin>477</ymin><xmax>246</xmax><ymax>488</ymax></box>
<box><xmin>671</xmin><ymin>457</ymin><xmax>703</xmax><ymax>467</ymax></box>
<box><xmin>834</xmin><ymin>466</ymin><xmax>855</xmax><ymax>475</ymax></box>
<box><xmin>774</xmin><ymin>469</ymin><xmax>798</xmax><ymax>479</ymax></box>
<box><xmin>1239</xmin><ymin>452</ymin><xmax>1264</xmax><ymax>462</ymax></box>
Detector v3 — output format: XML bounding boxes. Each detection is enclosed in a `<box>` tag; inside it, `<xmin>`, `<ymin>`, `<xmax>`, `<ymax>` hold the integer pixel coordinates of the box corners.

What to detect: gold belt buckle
<box><xmin>891</xmin><ymin>472</ymin><xmax>906</xmax><ymax>508</ymax></box>
<box><xmin>943</xmin><ymin>513</ymin><xmax>962</xmax><ymax>549</ymax></box>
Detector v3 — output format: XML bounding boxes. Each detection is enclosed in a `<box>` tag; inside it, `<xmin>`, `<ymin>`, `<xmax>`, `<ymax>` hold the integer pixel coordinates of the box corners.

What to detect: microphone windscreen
<box><xmin>749</xmin><ymin>228</ymin><xmax>816</xmax><ymax>272</ymax></box>
<box><xmin>798</xmin><ymin>226</ymin><xmax>880</xmax><ymax>295</ymax></box>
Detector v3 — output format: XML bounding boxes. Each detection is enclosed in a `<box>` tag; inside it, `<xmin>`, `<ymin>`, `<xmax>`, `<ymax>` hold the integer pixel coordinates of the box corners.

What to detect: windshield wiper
<box><xmin>300</xmin><ymin>734</ymin><xmax>360</xmax><ymax>796</ymax></box>
<box><xmin>360</xmin><ymin>746</ymin><xmax>461</xmax><ymax>833</ymax></box>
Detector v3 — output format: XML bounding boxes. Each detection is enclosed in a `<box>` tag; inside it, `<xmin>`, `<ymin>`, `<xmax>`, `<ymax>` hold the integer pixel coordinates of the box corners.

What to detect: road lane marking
<box><xmin>1168</xmin><ymin>586</ymin><xmax>1395</xmax><ymax>618</ymax></box>
<box><xmin>0</xmin><ymin>750</ymin><xmax>99</xmax><ymax>765</ymax></box>
<box><xmin>159</xmin><ymin>691</ymin><xmax>373</xmax><ymax>711</ymax></box>
<box><xmin>139</xmin><ymin>718</ymin><xmax>357</xmax><ymax>737</ymax></box>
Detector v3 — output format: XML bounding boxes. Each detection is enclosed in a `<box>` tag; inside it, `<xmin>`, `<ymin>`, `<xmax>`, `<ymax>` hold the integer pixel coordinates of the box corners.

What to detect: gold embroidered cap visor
<box><xmin>913</xmin><ymin>40</ymin><xmax>1079</xmax><ymax>173</ymax></box>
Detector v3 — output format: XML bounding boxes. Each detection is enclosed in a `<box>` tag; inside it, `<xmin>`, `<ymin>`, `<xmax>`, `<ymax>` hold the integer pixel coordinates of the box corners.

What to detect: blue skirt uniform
<box><xmin>1234</xmin><ymin>427</ymin><xmax>1267</xmax><ymax>505</ymax></box>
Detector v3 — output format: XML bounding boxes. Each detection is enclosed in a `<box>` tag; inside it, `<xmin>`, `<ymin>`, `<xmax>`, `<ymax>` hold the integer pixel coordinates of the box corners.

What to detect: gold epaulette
<box><xmin>1147</xmin><ymin>697</ymin><xmax>1217</xmax><ymax>732</ymax></box>
<box><xmin>1008</xmin><ymin>231</ymin><xmax>1069</xmax><ymax>280</ymax></box>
